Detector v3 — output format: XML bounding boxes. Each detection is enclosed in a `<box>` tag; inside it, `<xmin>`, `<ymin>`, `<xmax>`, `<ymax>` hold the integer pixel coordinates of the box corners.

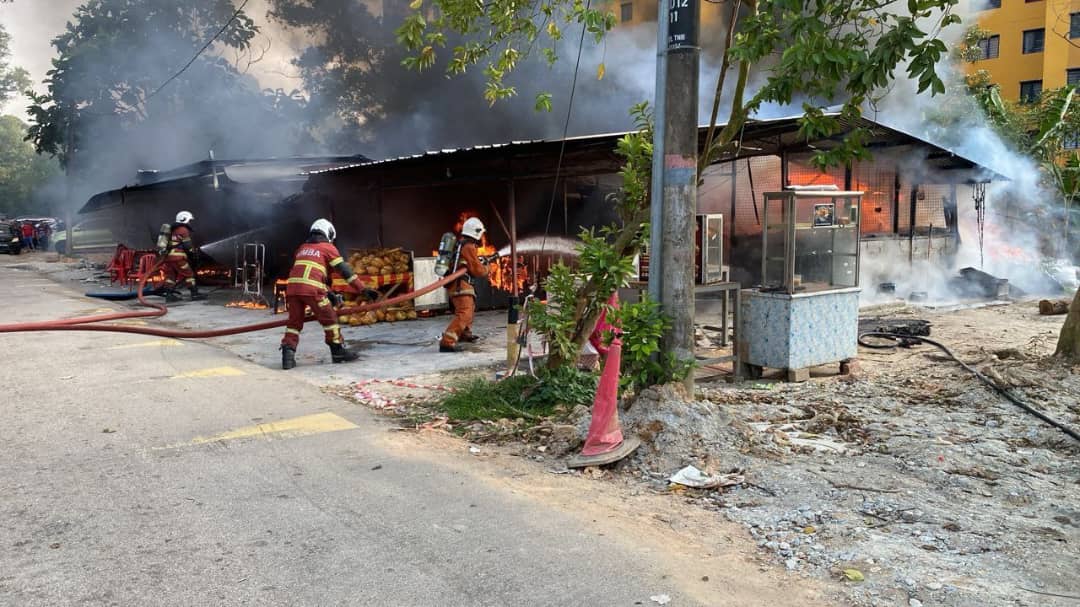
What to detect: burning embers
<box><xmin>226</xmin><ymin>299</ymin><xmax>269</xmax><ymax>310</ymax></box>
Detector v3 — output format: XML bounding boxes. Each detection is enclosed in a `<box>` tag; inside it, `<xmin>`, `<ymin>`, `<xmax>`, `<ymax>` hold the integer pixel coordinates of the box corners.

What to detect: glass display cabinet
<box><xmin>738</xmin><ymin>190</ymin><xmax>863</xmax><ymax>381</ymax></box>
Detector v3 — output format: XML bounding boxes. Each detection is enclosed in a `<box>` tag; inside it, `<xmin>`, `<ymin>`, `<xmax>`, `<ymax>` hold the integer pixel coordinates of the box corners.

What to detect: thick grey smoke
<box><xmin>866</xmin><ymin>63</ymin><xmax>1078</xmax><ymax>297</ymax></box>
<box><xmin>0</xmin><ymin>0</ymin><xmax>83</xmax><ymax>118</ymax></box>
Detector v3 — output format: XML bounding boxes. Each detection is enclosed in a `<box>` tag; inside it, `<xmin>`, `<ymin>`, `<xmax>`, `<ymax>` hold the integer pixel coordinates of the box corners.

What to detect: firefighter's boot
<box><xmin>189</xmin><ymin>286</ymin><xmax>208</xmax><ymax>301</ymax></box>
<box><xmin>281</xmin><ymin>345</ymin><xmax>296</xmax><ymax>370</ymax></box>
<box><xmin>165</xmin><ymin>289</ymin><xmax>183</xmax><ymax>303</ymax></box>
<box><xmin>330</xmin><ymin>342</ymin><xmax>360</xmax><ymax>363</ymax></box>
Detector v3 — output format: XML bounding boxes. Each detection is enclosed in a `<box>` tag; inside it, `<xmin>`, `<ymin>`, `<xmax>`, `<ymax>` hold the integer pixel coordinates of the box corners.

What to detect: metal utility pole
<box><xmin>659</xmin><ymin>0</ymin><xmax>701</xmax><ymax>390</ymax></box>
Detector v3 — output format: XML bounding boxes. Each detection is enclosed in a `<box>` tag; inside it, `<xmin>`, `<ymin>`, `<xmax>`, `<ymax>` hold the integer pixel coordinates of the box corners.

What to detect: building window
<box><xmin>1020</xmin><ymin>80</ymin><xmax>1042</xmax><ymax>104</ymax></box>
<box><xmin>1071</xmin><ymin>13</ymin><xmax>1080</xmax><ymax>38</ymax></box>
<box><xmin>1069</xmin><ymin>69</ymin><xmax>1080</xmax><ymax>87</ymax></box>
<box><xmin>620</xmin><ymin>2</ymin><xmax>633</xmax><ymax>22</ymax></box>
<box><xmin>977</xmin><ymin>35</ymin><xmax>1000</xmax><ymax>60</ymax></box>
<box><xmin>1022</xmin><ymin>29</ymin><xmax>1045</xmax><ymax>53</ymax></box>
<box><xmin>983</xmin><ymin>0</ymin><xmax>1000</xmax><ymax>7</ymax></box>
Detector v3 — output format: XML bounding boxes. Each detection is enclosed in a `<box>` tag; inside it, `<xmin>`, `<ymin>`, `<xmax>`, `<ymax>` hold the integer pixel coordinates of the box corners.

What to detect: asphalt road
<box><xmin>0</xmin><ymin>261</ymin><xmax>712</xmax><ymax>607</ymax></box>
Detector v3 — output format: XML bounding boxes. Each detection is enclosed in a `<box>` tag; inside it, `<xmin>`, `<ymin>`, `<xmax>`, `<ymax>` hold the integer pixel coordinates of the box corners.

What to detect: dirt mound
<box><xmin>622</xmin><ymin>384</ymin><xmax>752</xmax><ymax>473</ymax></box>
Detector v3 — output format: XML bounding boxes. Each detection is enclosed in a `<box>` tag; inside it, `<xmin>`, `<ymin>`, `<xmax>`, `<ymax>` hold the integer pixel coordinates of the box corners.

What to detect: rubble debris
<box><xmin>1039</xmin><ymin>299</ymin><xmax>1071</xmax><ymax>315</ymax></box>
<box><xmin>955</xmin><ymin>267</ymin><xmax>1010</xmax><ymax>299</ymax></box>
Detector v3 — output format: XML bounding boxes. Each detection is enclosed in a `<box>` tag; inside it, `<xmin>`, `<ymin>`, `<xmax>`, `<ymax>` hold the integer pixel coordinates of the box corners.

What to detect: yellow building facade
<box><xmin>966</xmin><ymin>0</ymin><xmax>1080</xmax><ymax>102</ymax></box>
<box><xmin>610</xmin><ymin>0</ymin><xmax>728</xmax><ymax>38</ymax></box>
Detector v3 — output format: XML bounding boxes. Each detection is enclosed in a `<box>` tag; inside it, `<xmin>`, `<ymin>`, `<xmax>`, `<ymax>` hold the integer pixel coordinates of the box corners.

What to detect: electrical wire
<box><xmin>60</xmin><ymin>0</ymin><xmax>253</xmax><ymax>119</ymax></box>
<box><xmin>539</xmin><ymin>0</ymin><xmax>592</xmax><ymax>256</ymax></box>
<box><xmin>141</xmin><ymin>0</ymin><xmax>252</xmax><ymax>105</ymax></box>
<box><xmin>859</xmin><ymin>332</ymin><xmax>1080</xmax><ymax>443</ymax></box>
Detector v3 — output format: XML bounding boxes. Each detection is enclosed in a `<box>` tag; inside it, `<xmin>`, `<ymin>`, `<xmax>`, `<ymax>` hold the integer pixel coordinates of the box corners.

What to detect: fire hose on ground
<box><xmin>0</xmin><ymin>260</ymin><xmax>468</xmax><ymax>339</ymax></box>
<box><xmin>859</xmin><ymin>332</ymin><xmax>1080</xmax><ymax>444</ymax></box>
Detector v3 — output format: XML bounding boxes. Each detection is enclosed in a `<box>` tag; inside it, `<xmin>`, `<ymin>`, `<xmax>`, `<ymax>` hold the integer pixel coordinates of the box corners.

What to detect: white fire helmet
<box><xmin>310</xmin><ymin>218</ymin><xmax>336</xmax><ymax>241</ymax></box>
<box><xmin>462</xmin><ymin>217</ymin><xmax>485</xmax><ymax>240</ymax></box>
<box><xmin>175</xmin><ymin>211</ymin><xmax>194</xmax><ymax>225</ymax></box>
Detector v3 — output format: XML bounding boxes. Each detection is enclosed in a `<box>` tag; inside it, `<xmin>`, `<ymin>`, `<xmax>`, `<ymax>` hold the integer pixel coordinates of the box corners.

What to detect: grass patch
<box><xmin>438</xmin><ymin>367</ymin><xmax>598</xmax><ymax>423</ymax></box>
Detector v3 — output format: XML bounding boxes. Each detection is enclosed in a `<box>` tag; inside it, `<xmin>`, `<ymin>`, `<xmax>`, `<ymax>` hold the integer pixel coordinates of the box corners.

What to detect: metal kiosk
<box><xmin>737</xmin><ymin>190</ymin><xmax>863</xmax><ymax>382</ymax></box>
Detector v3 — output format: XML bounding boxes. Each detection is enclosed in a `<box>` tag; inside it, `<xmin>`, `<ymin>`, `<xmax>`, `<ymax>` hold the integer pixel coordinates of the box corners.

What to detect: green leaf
<box><xmin>534</xmin><ymin>92</ymin><xmax>553</xmax><ymax>112</ymax></box>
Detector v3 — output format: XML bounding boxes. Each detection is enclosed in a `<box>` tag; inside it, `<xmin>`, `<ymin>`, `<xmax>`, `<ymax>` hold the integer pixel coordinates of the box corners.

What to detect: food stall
<box><xmin>737</xmin><ymin>190</ymin><xmax>863</xmax><ymax>382</ymax></box>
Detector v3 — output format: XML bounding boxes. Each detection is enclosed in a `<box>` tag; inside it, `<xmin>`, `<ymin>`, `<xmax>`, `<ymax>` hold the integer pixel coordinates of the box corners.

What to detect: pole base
<box><xmin>566</xmin><ymin>437</ymin><xmax>641</xmax><ymax>469</ymax></box>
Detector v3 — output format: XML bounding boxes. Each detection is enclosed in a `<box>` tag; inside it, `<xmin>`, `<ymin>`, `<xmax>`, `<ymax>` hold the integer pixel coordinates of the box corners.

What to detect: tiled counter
<box><xmin>736</xmin><ymin>287</ymin><xmax>859</xmax><ymax>381</ymax></box>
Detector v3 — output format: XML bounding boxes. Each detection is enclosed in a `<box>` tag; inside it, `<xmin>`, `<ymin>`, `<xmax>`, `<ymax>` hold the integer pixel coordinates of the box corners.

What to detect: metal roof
<box><xmin>307</xmin><ymin>112</ymin><xmax>1003</xmax><ymax>180</ymax></box>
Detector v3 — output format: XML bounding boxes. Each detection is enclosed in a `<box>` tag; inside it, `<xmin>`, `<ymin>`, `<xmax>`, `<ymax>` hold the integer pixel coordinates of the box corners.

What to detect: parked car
<box><xmin>52</xmin><ymin>216</ymin><xmax>117</xmax><ymax>254</ymax></box>
<box><xmin>0</xmin><ymin>221</ymin><xmax>24</xmax><ymax>254</ymax></box>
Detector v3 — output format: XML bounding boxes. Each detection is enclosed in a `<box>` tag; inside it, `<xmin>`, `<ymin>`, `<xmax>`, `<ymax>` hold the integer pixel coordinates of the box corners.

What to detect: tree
<box><xmin>0</xmin><ymin>23</ymin><xmax>31</xmax><ymax>105</ymax></box>
<box><xmin>0</xmin><ymin>115</ymin><xmax>62</xmax><ymax>217</ymax></box>
<box><xmin>397</xmin><ymin>0</ymin><xmax>962</xmax><ymax>375</ymax></box>
<box><xmin>26</xmin><ymin>0</ymin><xmax>314</xmax><ymax>192</ymax></box>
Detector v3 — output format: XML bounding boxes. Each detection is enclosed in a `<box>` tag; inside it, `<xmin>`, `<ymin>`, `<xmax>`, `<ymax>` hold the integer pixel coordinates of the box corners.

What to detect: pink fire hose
<box><xmin>0</xmin><ymin>262</ymin><xmax>467</xmax><ymax>338</ymax></box>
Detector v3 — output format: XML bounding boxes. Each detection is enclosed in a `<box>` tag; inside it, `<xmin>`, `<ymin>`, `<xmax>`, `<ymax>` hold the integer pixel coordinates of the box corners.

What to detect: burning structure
<box><xmin>75</xmin><ymin>113</ymin><xmax>1001</xmax><ymax>305</ymax></box>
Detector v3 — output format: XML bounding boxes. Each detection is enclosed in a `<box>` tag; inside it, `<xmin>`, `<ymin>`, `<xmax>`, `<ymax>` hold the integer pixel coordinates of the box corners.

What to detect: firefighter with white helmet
<box><xmin>439</xmin><ymin>216</ymin><xmax>490</xmax><ymax>352</ymax></box>
<box><xmin>161</xmin><ymin>210</ymin><xmax>206</xmax><ymax>302</ymax></box>
<box><xmin>279</xmin><ymin>218</ymin><xmax>378</xmax><ymax>369</ymax></box>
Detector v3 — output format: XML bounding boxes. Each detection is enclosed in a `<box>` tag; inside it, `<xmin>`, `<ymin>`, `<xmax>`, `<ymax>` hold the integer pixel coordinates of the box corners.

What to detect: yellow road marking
<box><xmin>187</xmin><ymin>412</ymin><xmax>358</xmax><ymax>445</ymax></box>
<box><xmin>107</xmin><ymin>339</ymin><xmax>184</xmax><ymax>350</ymax></box>
<box><xmin>169</xmin><ymin>366</ymin><xmax>246</xmax><ymax>379</ymax></box>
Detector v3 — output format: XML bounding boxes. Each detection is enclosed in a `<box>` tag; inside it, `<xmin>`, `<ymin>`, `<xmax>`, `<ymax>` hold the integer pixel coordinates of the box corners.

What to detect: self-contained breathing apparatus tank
<box><xmin>434</xmin><ymin>232</ymin><xmax>461</xmax><ymax>277</ymax></box>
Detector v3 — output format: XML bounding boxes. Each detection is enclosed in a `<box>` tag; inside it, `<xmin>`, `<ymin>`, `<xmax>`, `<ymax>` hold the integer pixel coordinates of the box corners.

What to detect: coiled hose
<box><xmin>859</xmin><ymin>332</ymin><xmax>1080</xmax><ymax>443</ymax></box>
<box><xmin>0</xmin><ymin>260</ymin><xmax>467</xmax><ymax>339</ymax></box>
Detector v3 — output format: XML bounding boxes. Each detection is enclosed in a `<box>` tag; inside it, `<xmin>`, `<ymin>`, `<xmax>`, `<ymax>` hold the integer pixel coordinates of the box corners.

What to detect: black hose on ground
<box><xmin>859</xmin><ymin>332</ymin><xmax>1080</xmax><ymax>444</ymax></box>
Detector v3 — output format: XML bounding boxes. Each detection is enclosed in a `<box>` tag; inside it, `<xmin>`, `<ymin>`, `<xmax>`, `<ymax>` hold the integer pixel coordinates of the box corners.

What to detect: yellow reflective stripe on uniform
<box><xmin>327</xmin><ymin>324</ymin><xmax>340</xmax><ymax>331</ymax></box>
<box><xmin>285</xmin><ymin>328</ymin><xmax>301</xmax><ymax>335</ymax></box>
<box><xmin>293</xmin><ymin>260</ymin><xmax>325</xmax><ymax>282</ymax></box>
<box><xmin>287</xmin><ymin>277</ymin><xmax>328</xmax><ymax>290</ymax></box>
<box><xmin>329</xmin><ymin>257</ymin><xmax>344</xmax><ymax>266</ymax></box>
<box><xmin>317</xmin><ymin>298</ymin><xmax>331</xmax><ymax>307</ymax></box>
<box><xmin>295</xmin><ymin>260</ymin><xmax>325</xmax><ymax>271</ymax></box>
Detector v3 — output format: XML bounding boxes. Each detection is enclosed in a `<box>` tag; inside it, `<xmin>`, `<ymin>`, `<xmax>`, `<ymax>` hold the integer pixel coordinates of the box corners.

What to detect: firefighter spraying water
<box><xmin>437</xmin><ymin>217</ymin><xmax>499</xmax><ymax>353</ymax></box>
<box><xmin>158</xmin><ymin>211</ymin><xmax>208</xmax><ymax>303</ymax></box>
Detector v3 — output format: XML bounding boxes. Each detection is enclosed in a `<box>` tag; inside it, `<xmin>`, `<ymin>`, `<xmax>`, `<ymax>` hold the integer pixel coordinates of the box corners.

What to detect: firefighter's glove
<box><xmin>328</xmin><ymin>292</ymin><xmax>345</xmax><ymax>308</ymax></box>
<box><xmin>362</xmin><ymin>288</ymin><xmax>382</xmax><ymax>302</ymax></box>
<box><xmin>480</xmin><ymin>253</ymin><xmax>501</xmax><ymax>265</ymax></box>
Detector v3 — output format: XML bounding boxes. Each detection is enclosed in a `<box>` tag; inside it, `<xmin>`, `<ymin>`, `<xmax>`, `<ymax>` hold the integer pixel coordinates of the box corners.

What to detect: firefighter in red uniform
<box><xmin>162</xmin><ymin>211</ymin><xmax>207</xmax><ymax>302</ymax></box>
<box><xmin>439</xmin><ymin>217</ymin><xmax>489</xmax><ymax>353</ymax></box>
<box><xmin>280</xmin><ymin>219</ymin><xmax>378</xmax><ymax>370</ymax></box>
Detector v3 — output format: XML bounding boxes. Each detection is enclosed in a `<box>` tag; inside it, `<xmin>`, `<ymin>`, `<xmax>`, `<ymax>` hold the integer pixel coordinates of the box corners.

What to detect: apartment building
<box><xmin>966</xmin><ymin>0</ymin><xmax>1080</xmax><ymax>103</ymax></box>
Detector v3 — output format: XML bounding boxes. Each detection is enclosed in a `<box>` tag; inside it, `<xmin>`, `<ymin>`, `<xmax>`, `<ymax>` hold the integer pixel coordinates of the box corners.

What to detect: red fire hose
<box><xmin>0</xmin><ymin>263</ymin><xmax>467</xmax><ymax>338</ymax></box>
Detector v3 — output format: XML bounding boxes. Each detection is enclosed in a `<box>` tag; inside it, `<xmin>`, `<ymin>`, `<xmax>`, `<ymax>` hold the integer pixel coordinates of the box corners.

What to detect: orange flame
<box><xmin>226</xmin><ymin>300</ymin><xmax>269</xmax><ymax>310</ymax></box>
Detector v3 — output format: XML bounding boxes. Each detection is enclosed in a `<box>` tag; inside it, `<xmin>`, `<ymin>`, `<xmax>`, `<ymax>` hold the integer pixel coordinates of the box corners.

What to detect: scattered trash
<box><xmin>649</xmin><ymin>594</ymin><xmax>672</xmax><ymax>605</ymax></box>
<box><xmin>669</xmin><ymin>465</ymin><xmax>745</xmax><ymax>490</ymax></box>
<box><xmin>748</xmin><ymin>423</ymin><xmax>850</xmax><ymax>454</ymax></box>
<box><xmin>102</xmin><ymin>428</ymin><xmax>116</xmax><ymax>434</ymax></box>
<box><xmin>468</xmin><ymin>446</ymin><xmax>481</xmax><ymax>455</ymax></box>
<box><xmin>371</xmin><ymin>464</ymin><xmax>383</xmax><ymax>471</ymax></box>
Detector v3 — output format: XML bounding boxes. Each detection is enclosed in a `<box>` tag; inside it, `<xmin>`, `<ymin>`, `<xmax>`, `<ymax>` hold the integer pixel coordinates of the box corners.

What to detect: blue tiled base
<box><xmin>738</xmin><ymin>288</ymin><xmax>859</xmax><ymax>370</ymax></box>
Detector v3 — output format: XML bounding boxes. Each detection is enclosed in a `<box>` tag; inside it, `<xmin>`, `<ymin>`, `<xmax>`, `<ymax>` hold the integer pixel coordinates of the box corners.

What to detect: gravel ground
<box><xmin>618</xmin><ymin>301</ymin><xmax>1080</xmax><ymax>607</ymax></box>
